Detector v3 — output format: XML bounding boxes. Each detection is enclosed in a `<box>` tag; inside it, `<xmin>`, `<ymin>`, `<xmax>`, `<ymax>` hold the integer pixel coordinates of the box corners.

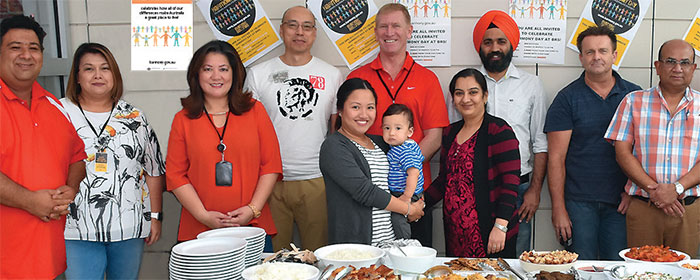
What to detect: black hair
<box><xmin>0</xmin><ymin>15</ymin><xmax>46</xmax><ymax>50</ymax></box>
<box><xmin>382</xmin><ymin>103</ymin><xmax>414</xmax><ymax>128</ymax></box>
<box><xmin>335</xmin><ymin>78</ymin><xmax>377</xmax><ymax>130</ymax></box>
<box><xmin>576</xmin><ymin>25</ymin><xmax>617</xmax><ymax>52</ymax></box>
<box><xmin>449</xmin><ymin>68</ymin><xmax>489</xmax><ymax>97</ymax></box>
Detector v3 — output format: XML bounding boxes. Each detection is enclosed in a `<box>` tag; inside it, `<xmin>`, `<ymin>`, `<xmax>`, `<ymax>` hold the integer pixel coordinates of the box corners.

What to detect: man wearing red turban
<box><xmin>472</xmin><ymin>10</ymin><xmax>549</xmax><ymax>257</ymax></box>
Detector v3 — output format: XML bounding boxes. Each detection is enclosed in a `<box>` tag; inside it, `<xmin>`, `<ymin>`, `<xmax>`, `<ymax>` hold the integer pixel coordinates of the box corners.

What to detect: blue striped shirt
<box><xmin>387</xmin><ymin>139</ymin><xmax>424</xmax><ymax>194</ymax></box>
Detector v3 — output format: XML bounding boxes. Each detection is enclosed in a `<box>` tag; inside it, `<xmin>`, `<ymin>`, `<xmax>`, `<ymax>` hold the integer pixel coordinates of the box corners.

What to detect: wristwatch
<box><xmin>150</xmin><ymin>212</ymin><xmax>163</xmax><ymax>221</ymax></box>
<box><xmin>493</xmin><ymin>223</ymin><xmax>508</xmax><ymax>233</ymax></box>
<box><xmin>674</xmin><ymin>182</ymin><xmax>685</xmax><ymax>195</ymax></box>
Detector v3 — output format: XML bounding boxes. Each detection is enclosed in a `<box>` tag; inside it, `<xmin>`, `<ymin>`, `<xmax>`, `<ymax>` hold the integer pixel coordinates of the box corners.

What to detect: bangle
<box><xmin>494</xmin><ymin>223</ymin><xmax>508</xmax><ymax>233</ymax></box>
<box><xmin>404</xmin><ymin>202</ymin><xmax>411</xmax><ymax>218</ymax></box>
<box><xmin>248</xmin><ymin>204</ymin><xmax>261</xmax><ymax>218</ymax></box>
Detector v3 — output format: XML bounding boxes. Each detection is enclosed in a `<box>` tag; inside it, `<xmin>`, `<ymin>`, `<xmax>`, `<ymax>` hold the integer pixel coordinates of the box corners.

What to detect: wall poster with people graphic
<box><xmin>683</xmin><ymin>6</ymin><xmax>700</xmax><ymax>57</ymax></box>
<box><xmin>131</xmin><ymin>0</ymin><xmax>193</xmax><ymax>71</ymax></box>
<box><xmin>394</xmin><ymin>0</ymin><xmax>451</xmax><ymax>66</ymax></box>
<box><xmin>509</xmin><ymin>0</ymin><xmax>567</xmax><ymax>65</ymax></box>
<box><xmin>196</xmin><ymin>0</ymin><xmax>281</xmax><ymax>66</ymax></box>
<box><xmin>308</xmin><ymin>0</ymin><xmax>380</xmax><ymax>69</ymax></box>
<box><xmin>567</xmin><ymin>0</ymin><xmax>651</xmax><ymax>70</ymax></box>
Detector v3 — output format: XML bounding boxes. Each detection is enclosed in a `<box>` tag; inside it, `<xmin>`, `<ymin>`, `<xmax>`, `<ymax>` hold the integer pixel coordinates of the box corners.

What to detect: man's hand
<box><xmin>145</xmin><ymin>220</ymin><xmax>161</xmax><ymax>245</ymax></box>
<box><xmin>518</xmin><ymin>187</ymin><xmax>540</xmax><ymax>223</ymax></box>
<box><xmin>28</xmin><ymin>189</ymin><xmax>63</xmax><ymax>222</ymax></box>
<box><xmin>648</xmin><ymin>183</ymin><xmax>679</xmax><ymax>208</ymax></box>
<box><xmin>617</xmin><ymin>192</ymin><xmax>631</xmax><ymax>214</ymax></box>
<box><xmin>50</xmin><ymin>185</ymin><xmax>78</xmax><ymax>218</ymax></box>
<box><xmin>659</xmin><ymin>200</ymin><xmax>685</xmax><ymax>217</ymax></box>
<box><xmin>551</xmin><ymin>206</ymin><xmax>572</xmax><ymax>241</ymax></box>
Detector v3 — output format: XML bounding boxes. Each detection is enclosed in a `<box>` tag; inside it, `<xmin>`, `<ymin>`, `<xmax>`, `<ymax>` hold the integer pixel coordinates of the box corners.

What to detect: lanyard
<box><xmin>203</xmin><ymin>107</ymin><xmax>230</xmax><ymax>154</ymax></box>
<box><xmin>375</xmin><ymin>61</ymin><xmax>415</xmax><ymax>103</ymax></box>
<box><xmin>77</xmin><ymin>102</ymin><xmax>115</xmax><ymax>138</ymax></box>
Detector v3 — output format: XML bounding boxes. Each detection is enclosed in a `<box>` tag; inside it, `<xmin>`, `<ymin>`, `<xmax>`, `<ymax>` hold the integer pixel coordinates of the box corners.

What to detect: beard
<box><xmin>479</xmin><ymin>47</ymin><xmax>513</xmax><ymax>73</ymax></box>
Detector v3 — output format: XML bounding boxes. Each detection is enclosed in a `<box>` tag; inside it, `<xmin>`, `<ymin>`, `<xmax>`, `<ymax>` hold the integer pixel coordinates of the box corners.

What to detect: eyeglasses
<box><xmin>660</xmin><ymin>58</ymin><xmax>695</xmax><ymax>69</ymax></box>
<box><xmin>283</xmin><ymin>21</ymin><xmax>315</xmax><ymax>32</ymax></box>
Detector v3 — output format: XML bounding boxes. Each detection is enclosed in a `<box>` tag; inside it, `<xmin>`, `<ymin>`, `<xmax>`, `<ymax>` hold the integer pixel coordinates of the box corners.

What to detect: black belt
<box><xmin>520</xmin><ymin>173</ymin><xmax>530</xmax><ymax>184</ymax></box>
<box><xmin>632</xmin><ymin>195</ymin><xmax>697</xmax><ymax>206</ymax></box>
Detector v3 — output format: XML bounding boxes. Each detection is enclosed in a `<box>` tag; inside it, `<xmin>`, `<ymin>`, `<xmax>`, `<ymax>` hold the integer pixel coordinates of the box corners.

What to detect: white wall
<box><xmin>65</xmin><ymin>0</ymin><xmax>700</xmax><ymax>278</ymax></box>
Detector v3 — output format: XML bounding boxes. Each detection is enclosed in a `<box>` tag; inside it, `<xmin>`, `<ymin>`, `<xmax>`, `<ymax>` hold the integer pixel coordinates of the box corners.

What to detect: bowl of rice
<box><xmin>241</xmin><ymin>262</ymin><xmax>319</xmax><ymax>280</ymax></box>
<box><xmin>314</xmin><ymin>243</ymin><xmax>385</xmax><ymax>269</ymax></box>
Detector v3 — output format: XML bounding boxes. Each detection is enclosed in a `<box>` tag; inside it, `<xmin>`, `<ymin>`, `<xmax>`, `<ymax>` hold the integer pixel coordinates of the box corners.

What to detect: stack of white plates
<box><xmin>169</xmin><ymin>237</ymin><xmax>247</xmax><ymax>280</ymax></box>
<box><xmin>197</xmin><ymin>227</ymin><xmax>266</xmax><ymax>268</ymax></box>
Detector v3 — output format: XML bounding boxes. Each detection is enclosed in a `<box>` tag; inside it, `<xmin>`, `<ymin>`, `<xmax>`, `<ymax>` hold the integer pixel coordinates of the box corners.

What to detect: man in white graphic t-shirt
<box><xmin>244</xmin><ymin>6</ymin><xmax>342</xmax><ymax>251</ymax></box>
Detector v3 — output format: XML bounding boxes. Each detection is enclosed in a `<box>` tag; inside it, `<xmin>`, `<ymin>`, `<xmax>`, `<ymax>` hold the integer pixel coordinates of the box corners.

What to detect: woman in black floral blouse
<box><xmin>59</xmin><ymin>43</ymin><xmax>166</xmax><ymax>279</ymax></box>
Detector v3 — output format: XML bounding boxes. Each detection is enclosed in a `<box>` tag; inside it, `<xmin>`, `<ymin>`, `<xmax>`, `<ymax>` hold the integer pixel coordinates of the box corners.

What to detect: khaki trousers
<box><xmin>269</xmin><ymin>177</ymin><xmax>328</xmax><ymax>251</ymax></box>
<box><xmin>627</xmin><ymin>197</ymin><xmax>700</xmax><ymax>258</ymax></box>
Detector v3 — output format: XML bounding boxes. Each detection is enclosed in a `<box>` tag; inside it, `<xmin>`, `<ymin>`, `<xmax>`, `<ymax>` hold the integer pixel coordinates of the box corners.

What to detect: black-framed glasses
<box><xmin>283</xmin><ymin>21</ymin><xmax>315</xmax><ymax>32</ymax></box>
<box><xmin>660</xmin><ymin>58</ymin><xmax>695</xmax><ymax>69</ymax></box>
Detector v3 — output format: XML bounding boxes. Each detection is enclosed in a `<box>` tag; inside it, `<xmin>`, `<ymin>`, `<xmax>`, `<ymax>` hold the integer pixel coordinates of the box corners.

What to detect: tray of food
<box><xmin>606</xmin><ymin>263</ymin><xmax>692</xmax><ymax>280</ymax></box>
<box><xmin>618</xmin><ymin>245</ymin><xmax>690</xmax><ymax>264</ymax></box>
<box><xmin>519</xmin><ymin>250</ymin><xmax>578</xmax><ymax>272</ymax></box>
<box><xmin>417</xmin><ymin>265</ymin><xmax>516</xmax><ymax>280</ymax></box>
<box><xmin>326</xmin><ymin>264</ymin><xmax>399</xmax><ymax>280</ymax></box>
<box><xmin>445</xmin><ymin>258</ymin><xmax>503</xmax><ymax>271</ymax></box>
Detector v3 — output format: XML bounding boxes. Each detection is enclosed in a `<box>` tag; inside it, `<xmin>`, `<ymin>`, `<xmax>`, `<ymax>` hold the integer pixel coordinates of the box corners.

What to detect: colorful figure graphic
<box><xmin>143</xmin><ymin>34</ymin><xmax>150</xmax><ymax>46</ymax></box>
<box><xmin>131</xmin><ymin>28</ymin><xmax>142</xmax><ymax>47</ymax></box>
<box><xmin>559</xmin><ymin>2</ymin><xmax>567</xmax><ymax>19</ymax></box>
<box><xmin>547</xmin><ymin>3</ymin><xmax>557</xmax><ymax>19</ymax></box>
<box><xmin>172</xmin><ymin>29</ymin><xmax>182</xmax><ymax>47</ymax></box>
<box><xmin>152</xmin><ymin>28</ymin><xmax>159</xmax><ymax>47</ymax></box>
<box><xmin>432</xmin><ymin>1</ymin><xmax>440</xmax><ymax>17</ymax></box>
<box><xmin>443</xmin><ymin>1</ymin><xmax>450</xmax><ymax>17</ymax></box>
<box><xmin>422</xmin><ymin>1</ymin><xmax>429</xmax><ymax>17</ymax></box>
<box><xmin>184</xmin><ymin>29</ymin><xmax>192</xmax><ymax>47</ymax></box>
<box><xmin>412</xmin><ymin>1</ymin><xmax>420</xmax><ymax>17</ymax></box>
<box><xmin>160</xmin><ymin>29</ymin><xmax>170</xmax><ymax>47</ymax></box>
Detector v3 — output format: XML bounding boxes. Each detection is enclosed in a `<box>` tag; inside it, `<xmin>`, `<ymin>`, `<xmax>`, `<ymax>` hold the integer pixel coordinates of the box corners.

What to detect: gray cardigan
<box><xmin>319</xmin><ymin>132</ymin><xmax>392</xmax><ymax>244</ymax></box>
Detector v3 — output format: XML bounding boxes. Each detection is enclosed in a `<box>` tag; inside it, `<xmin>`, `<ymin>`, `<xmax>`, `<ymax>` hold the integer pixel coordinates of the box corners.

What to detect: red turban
<box><xmin>473</xmin><ymin>10</ymin><xmax>520</xmax><ymax>53</ymax></box>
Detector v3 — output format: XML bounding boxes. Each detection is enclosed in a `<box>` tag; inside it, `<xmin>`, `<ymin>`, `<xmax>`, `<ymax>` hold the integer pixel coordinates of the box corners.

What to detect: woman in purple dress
<box><xmin>425</xmin><ymin>69</ymin><xmax>520</xmax><ymax>258</ymax></box>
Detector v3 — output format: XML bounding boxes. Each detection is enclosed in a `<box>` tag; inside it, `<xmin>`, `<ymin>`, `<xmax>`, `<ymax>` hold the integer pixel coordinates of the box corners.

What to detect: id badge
<box><xmin>95</xmin><ymin>152</ymin><xmax>108</xmax><ymax>172</ymax></box>
<box><xmin>215</xmin><ymin>160</ymin><xmax>233</xmax><ymax>186</ymax></box>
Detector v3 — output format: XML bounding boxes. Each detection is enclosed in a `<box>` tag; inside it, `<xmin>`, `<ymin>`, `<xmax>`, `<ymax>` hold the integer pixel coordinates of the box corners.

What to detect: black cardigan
<box><xmin>319</xmin><ymin>132</ymin><xmax>391</xmax><ymax>244</ymax></box>
<box><xmin>426</xmin><ymin>113</ymin><xmax>521</xmax><ymax>256</ymax></box>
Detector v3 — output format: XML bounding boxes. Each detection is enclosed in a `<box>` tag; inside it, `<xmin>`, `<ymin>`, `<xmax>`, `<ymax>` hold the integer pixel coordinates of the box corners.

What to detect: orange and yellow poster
<box><xmin>567</xmin><ymin>0</ymin><xmax>651</xmax><ymax>70</ymax></box>
<box><xmin>308</xmin><ymin>0</ymin><xmax>379</xmax><ymax>69</ymax></box>
<box><xmin>196</xmin><ymin>0</ymin><xmax>281</xmax><ymax>66</ymax></box>
<box><xmin>682</xmin><ymin>6</ymin><xmax>700</xmax><ymax>57</ymax></box>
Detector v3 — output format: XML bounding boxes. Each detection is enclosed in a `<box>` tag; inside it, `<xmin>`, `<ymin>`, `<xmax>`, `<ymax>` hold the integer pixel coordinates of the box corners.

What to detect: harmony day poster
<box><xmin>567</xmin><ymin>0</ymin><xmax>651</xmax><ymax>70</ymax></box>
<box><xmin>510</xmin><ymin>0</ymin><xmax>567</xmax><ymax>65</ymax></box>
<box><xmin>196</xmin><ymin>0</ymin><xmax>281</xmax><ymax>66</ymax></box>
<box><xmin>131</xmin><ymin>0</ymin><xmax>193</xmax><ymax>71</ymax></box>
<box><xmin>682</xmin><ymin>6</ymin><xmax>700</xmax><ymax>57</ymax></box>
<box><xmin>393</xmin><ymin>0</ymin><xmax>451</xmax><ymax>66</ymax></box>
<box><xmin>308</xmin><ymin>0</ymin><xmax>380</xmax><ymax>69</ymax></box>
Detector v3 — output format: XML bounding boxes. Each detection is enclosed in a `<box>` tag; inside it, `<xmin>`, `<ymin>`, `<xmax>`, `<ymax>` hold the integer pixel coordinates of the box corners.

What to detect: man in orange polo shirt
<box><xmin>347</xmin><ymin>3</ymin><xmax>449</xmax><ymax>246</ymax></box>
<box><xmin>0</xmin><ymin>15</ymin><xmax>86</xmax><ymax>279</ymax></box>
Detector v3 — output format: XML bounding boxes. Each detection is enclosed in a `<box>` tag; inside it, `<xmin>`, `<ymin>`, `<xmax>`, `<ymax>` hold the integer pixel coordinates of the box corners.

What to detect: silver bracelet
<box><xmin>404</xmin><ymin>202</ymin><xmax>411</xmax><ymax>218</ymax></box>
<box><xmin>494</xmin><ymin>223</ymin><xmax>508</xmax><ymax>233</ymax></box>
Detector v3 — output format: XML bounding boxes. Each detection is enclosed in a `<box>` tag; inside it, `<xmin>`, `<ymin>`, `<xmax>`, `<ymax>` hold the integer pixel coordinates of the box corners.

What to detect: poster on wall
<box><xmin>393</xmin><ymin>0</ymin><xmax>451</xmax><ymax>66</ymax></box>
<box><xmin>131</xmin><ymin>0</ymin><xmax>193</xmax><ymax>71</ymax></box>
<box><xmin>682</xmin><ymin>6</ymin><xmax>700</xmax><ymax>57</ymax></box>
<box><xmin>510</xmin><ymin>0</ymin><xmax>567</xmax><ymax>65</ymax></box>
<box><xmin>196</xmin><ymin>0</ymin><xmax>281</xmax><ymax>66</ymax></box>
<box><xmin>567</xmin><ymin>0</ymin><xmax>651</xmax><ymax>70</ymax></box>
<box><xmin>308</xmin><ymin>0</ymin><xmax>380</xmax><ymax>69</ymax></box>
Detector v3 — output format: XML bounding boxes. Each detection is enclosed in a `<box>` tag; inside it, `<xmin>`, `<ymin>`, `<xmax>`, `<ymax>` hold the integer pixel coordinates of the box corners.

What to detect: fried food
<box><xmin>681</xmin><ymin>263</ymin><xmax>699</xmax><ymax>270</ymax></box>
<box><xmin>534</xmin><ymin>271</ymin><xmax>575</xmax><ymax>280</ymax></box>
<box><xmin>624</xmin><ymin>245</ymin><xmax>686</xmax><ymax>262</ymax></box>
<box><xmin>329</xmin><ymin>264</ymin><xmax>399</xmax><ymax>280</ymax></box>
<box><xmin>519</xmin><ymin>250</ymin><xmax>578</xmax><ymax>264</ymax></box>
<box><xmin>445</xmin><ymin>258</ymin><xmax>503</xmax><ymax>271</ymax></box>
